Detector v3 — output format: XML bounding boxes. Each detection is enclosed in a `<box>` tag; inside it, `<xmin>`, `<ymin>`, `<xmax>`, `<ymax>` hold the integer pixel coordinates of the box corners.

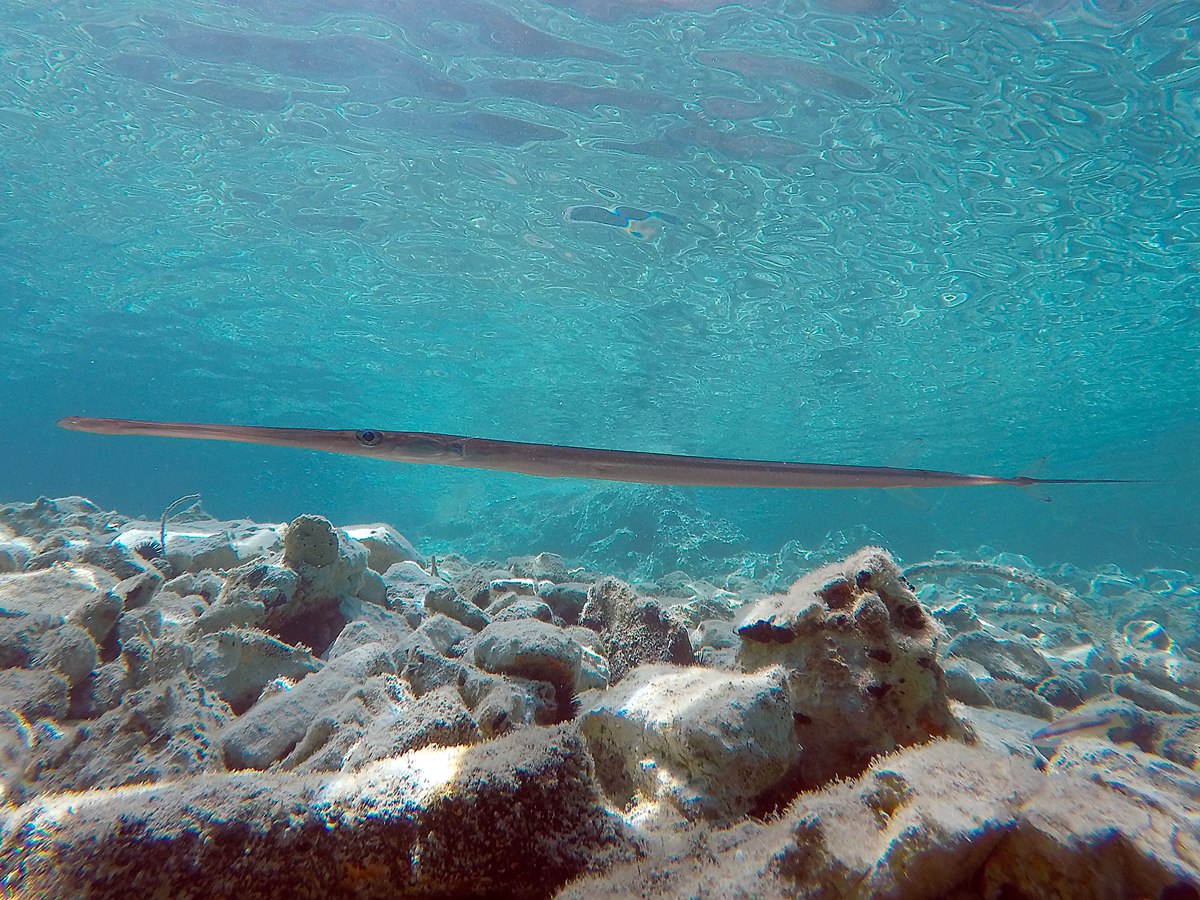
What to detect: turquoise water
<box><xmin>1</xmin><ymin>0</ymin><xmax>1196</xmax><ymax>580</ymax></box>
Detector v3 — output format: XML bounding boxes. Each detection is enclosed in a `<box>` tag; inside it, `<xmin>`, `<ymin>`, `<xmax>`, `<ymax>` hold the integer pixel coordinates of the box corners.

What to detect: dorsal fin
<box><xmin>885</xmin><ymin>438</ymin><xmax>927</xmax><ymax>468</ymax></box>
<box><xmin>1017</xmin><ymin>456</ymin><xmax>1048</xmax><ymax>479</ymax></box>
<box><xmin>1015</xmin><ymin>457</ymin><xmax>1052</xmax><ymax>501</ymax></box>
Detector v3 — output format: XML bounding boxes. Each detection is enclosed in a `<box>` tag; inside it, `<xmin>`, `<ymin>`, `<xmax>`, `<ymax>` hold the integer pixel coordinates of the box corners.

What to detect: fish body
<box><xmin>1032</xmin><ymin>695</ymin><xmax>1200</xmax><ymax>771</ymax></box>
<box><xmin>56</xmin><ymin>416</ymin><xmax>1135</xmax><ymax>494</ymax></box>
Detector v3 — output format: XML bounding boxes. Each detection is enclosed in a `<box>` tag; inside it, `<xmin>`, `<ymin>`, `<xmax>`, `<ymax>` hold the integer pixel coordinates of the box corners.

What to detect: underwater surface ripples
<box><xmin>0</xmin><ymin>0</ymin><xmax>1196</xmax><ymax>577</ymax></box>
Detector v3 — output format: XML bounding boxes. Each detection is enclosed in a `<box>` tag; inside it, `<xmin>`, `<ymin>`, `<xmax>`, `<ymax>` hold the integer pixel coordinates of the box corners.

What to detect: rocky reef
<box><xmin>1</xmin><ymin>496</ymin><xmax>1198</xmax><ymax>899</ymax></box>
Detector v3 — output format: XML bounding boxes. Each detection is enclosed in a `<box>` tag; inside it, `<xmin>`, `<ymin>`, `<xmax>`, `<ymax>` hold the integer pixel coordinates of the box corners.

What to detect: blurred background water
<box><xmin>1</xmin><ymin>0</ymin><xmax>1196</xmax><ymax>581</ymax></box>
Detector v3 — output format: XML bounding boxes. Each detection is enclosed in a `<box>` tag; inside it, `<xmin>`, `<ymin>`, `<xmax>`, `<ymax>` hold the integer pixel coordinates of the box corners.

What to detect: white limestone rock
<box><xmin>473</xmin><ymin>619</ymin><xmax>584</xmax><ymax>702</ymax></box>
<box><xmin>0</xmin><ymin>668</ymin><xmax>69</xmax><ymax>720</ymax></box>
<box><xmin>507</xmin><ymin>551</ymin><xmax>570</xmax><ymax>581</ymax></box>
<box><xmin>190</xmin><ymin>560</ymin><xmax>293</xmax><ymax>634</ymax></box>
<box><xmin>13</xmin><ymin>675</ymin><xmax>233</xmax><ymax>801</ymax></box>
<box><xmin>30</xmin><ymin>623</ymin><xmax>97</xmax><ymax>688</ymax></box>
<box><xmin>464</xmin><ymin>674</ymin><xmax>559</xmax><ymax>738</ymax></box>
<box><xmin>0</xmin><ymin>539</ymin><xmax>30</xmax><ymax>573</ymax></box>
<box><xmin>418</xmin><ymin>613</ymin><xmax>471</xmax><ymax>657</ymax></box>
<box><xmin>1116</xmin><ymin>619</ymin><xmax>1200</xmax><ymax>704</ymax></box>
<box><xmin>943</xmin><ymin>655</ymin><xmax>995</xmax><ymax>707</ymax></box>
<box><xmin>381</xmin><ymin>560</ymin><xmax>441</xmax><ymax>625</ymax></box>
<box><xmin>1113</xmin><ymin>672</ymin><xmax>1200</xmax><ymax>715</ymax></box>
<box><xmin>579</xmin><ymin>578</ymin><xmax>695</xmax><ymax>683</ymax></box>
<box><xmin>67</xmin><ymin>660</ymin><xmax>128</xmax><ymax>720</ymax></box>
<box><xmin>983</xmin><ymin>738</ymin><xmax>1200</xmax><ymax>898</ymax></box>
<box><xmin>281</xmin><ymin>515</ymin><xmax>366</xmax><ymax>604</ymax></box>
<box><xmin>340</xmin><ymin>522</ymin><xmax>426</xmax><ymax>573</ymax></box>
<box><xmin>945</xmin><ymin>630</ymin><xmax>1054</xmax><ymax>687</ymax></box>
<box><xmin>0</xmin><ymin>613</ymin><xmax>55</xmax><ymax>669</ymax></box>
<box><xmin>398</xmin><ymin>635</ymin><xmax>471</xmax><ymax>698</ymax></box>
<box><xmin>578</xmin><ymin>663</ymin><xmax>798</xmax><ymax>820</ymax></box>
<box><xmin>492</xmin><ymin>598</ymin><xmax>556</xmax><ymax>624</ymax></box>
<box><xmin>578</xmin><ymin>645</ymin><xmax>610</xmax><ymax>692</ymax></box>
<box><xmin>557</xmin><ymin>740</ymin><xmax>1043</xmax><ymax>900</ymax></box>
<box><xmin>190</xmin><ymin>516</ymin><xmax>367</xmax><ymax>655</ymax></box>
<box><xmin>162</xmin><ymin>571</ymin><xmax>224</xmax><ymax>602</ymax></box>
<box><xmin>663</xmin><ymin>582</ymin><xmax>742</xmax><ymax>629</ymax></box>
<box><xmin>692</xmin><ymin>618</ymin><xmax>740</xmax><ymax>670</ymax></box>
<box><xmin>116</xmin><ymin>606</ymin><xmax>162</xmax><ymax>643</ymax></box>
<box><xmin>3</xmin><ymin>726</ymin><xmax>621</xmax><ymax>900</ymax></box>
<box><xmin>488</xmin><ymin>577</ymin><xmax>537</xmax><ymax>598</ymax></box>
<box><xmin>280</xmin><ymin>673</ymin><xmax>415</xmax><ymax>774</ymax></box>
<box><xmin>111</xmin><ymin>569</ymin><xmax>164</xmax><ymax>611</ymax></box>
<box><xmin>324</xmin><ymin>620</ymin><xmax>384</xmax><ymax>660</ymax></box>
<box><xmin>564</xmin><ymin>719</ymin><xmax>1200</xmax><ymax>898</ymax></box>
<box><xmin>115</xmin><ymin>521</ymin><xmax>283</xmax><ymax>574</ymax></box>
<box><xmin>424</xmin><ymin>585</ymin><xmax>490</xmax><ymax>631</ymax></box>
<box><xmin>737</xmin><ymin>546</ymin><xmax>959</xmax><ymax>790</ymax></box>
<box><xmin>693</xmin><ymin>618</ymin><xmax>739</xmax><ymax>650</ymax></box>
<box><xmin>120</xmin><ymin>630</ymin><xmax>193</xmax><ymax>692</ymax></box>
<box><xmin>355</xmin><ymin>568</ymin><xmax>387</xmax><ymax>607</ymax></box>
<box><xmin>0</xmin><ymin>567</ymin><xmax>120</xmax><ymax>647</ymax></box>
<box><xmin>341</xmin><ymin>683</ymin><xmax>481</xmax><ymax>772</ymax></box>
<box><xmin>337</xmin><ymin>596</ymin><xmax>414</xmax><ymax>649</ymax></box>
<box><xmin>191</xmin><ymin>629</ymin><xmax>321</xmax><ymax>713</ymax></box>
<box><xmin>218</xmin><ymin>643</ymin><xmax>393</xmax><ymax>770</ymax></box>
<box><xmin>537</xmin><ymin>581</ymin><xmax>590</xmax><ymax>625</ymax></box>
<box><xmin>64</xmin><ymin>589</ymin><xmax>123</xmax><ymax>648</ymax></box>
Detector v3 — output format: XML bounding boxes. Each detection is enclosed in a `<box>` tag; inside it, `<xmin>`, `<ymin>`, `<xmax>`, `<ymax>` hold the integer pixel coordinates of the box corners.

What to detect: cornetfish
<box><xmin>56</xmin><ymin>415</ymin><xmax>1134</xmax><ymax>496</ymax></box>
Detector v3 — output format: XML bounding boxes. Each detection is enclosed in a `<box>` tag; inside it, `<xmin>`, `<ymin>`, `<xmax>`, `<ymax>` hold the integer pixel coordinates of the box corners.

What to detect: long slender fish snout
<box><xmin>59</xmin><ymin>416</ymin><xmax>112</xmax><ymax>433</ymax></box>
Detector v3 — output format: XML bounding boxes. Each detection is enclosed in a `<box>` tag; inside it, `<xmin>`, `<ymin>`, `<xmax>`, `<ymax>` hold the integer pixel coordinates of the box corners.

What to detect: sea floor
<box><xmin>1</xmin><ymin>495</ymin><xmax>1198</xmax><ymax>899</ymax></box>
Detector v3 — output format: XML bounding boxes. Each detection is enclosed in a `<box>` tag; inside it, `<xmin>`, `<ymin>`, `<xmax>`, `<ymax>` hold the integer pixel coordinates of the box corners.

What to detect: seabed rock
<box><xmin>1</xmin><ymin>498</ymin><xmax>1198</xmax><ymax>899</ymax></box>
<box><xmin>190</xmin><ymin>627</ymin><xmax>321</xmax><ymax>713</ymax></box>
<box><xmin>219</xmin><ymin>642</ymin><xmax>393</xmax><ymax>770</ymax></box>
<box><xmin>2</xmin><ymin>726</ymin><xmax>625</xmax><ymax>900</ymax></box>
<box><xmin>736</xmin><ymin>546</ymin><xmax>961</xmax><ymax>791</ymax></box>
<box><xmin>557</xmin><ymin>736</ymin><xmax>1200</xmax><ymax>900</ymax></box>
<box><xmin>579</xmin><ymin>576</ymin><xmax>694</xmax><ymax>682</ymax></box>
<box><xmin>578</xmin><ymin>663</ymin><xmax>798</xmax><ymax>821</ymax></box>
<box><xmin>473</xmin><ymin>619</ymin><xmax>586</xmax><ymax>711</ymax></box>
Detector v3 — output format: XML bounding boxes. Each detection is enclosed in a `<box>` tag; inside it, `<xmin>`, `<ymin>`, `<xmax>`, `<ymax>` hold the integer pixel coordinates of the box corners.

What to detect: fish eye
<box><xmin>356</xmin><ymin>429</ymin><xmax>383</xmax><ymax>447</ymax></box>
